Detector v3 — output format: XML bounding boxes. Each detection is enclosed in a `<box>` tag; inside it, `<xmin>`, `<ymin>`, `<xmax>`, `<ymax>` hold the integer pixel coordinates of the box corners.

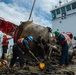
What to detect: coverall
<box><xmin>10</xmin><ymin>38</ymin><xmax>31</xmax><ymax>67</ymax></box>
<box><xmin>56</xmin><ymin>34</ymin><xmax>69</xmax><ymax>65</ymax></box>
<box><xmin>10</xmin><ymin>43</ymin><xmax>24</xmax><ymax>68</ymax></box>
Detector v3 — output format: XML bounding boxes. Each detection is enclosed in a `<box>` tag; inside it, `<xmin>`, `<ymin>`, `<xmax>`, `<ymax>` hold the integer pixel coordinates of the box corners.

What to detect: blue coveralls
<box><xmin>56</xmin><ymin>34</ymin><xmax>69</xmax><ymax>65</ymax></box>
<box><xmin>23</xmin><ymin>39</ymin><xmax>30</xmax><ymax>51</ymax></box>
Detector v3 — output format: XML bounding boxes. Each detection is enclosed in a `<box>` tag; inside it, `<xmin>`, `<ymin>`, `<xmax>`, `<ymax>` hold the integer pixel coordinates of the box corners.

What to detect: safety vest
<box><xmin>61</xmin><ymin>39</ymin><xmax>67</xmax><ymax>45</ymax></box>
<box><xmin>2</xmin><ymin>37</ymin><xmax>11</xmax><ymax>46</ymax></box>
<box><xmin>17</xmin><ymin>38</ymin><xmax>24</xmax><ymax>46</ymax></box>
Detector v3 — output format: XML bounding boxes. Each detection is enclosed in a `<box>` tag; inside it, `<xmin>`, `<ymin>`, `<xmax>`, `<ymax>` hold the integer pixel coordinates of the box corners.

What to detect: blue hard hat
<box><xmin>28</xmin><ymin>36</ymin><xmax>34</xmax><ymax>42</ymax></box>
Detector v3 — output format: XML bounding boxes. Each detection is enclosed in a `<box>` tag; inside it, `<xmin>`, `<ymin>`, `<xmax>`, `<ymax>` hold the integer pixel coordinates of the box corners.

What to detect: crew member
<box><xmin>10</xmin><ymin>36</ymin><xmax>34</xmax><ymax>69</ymax></box>
<box><xmin>10</xmin><ymin>43</ymin><xmax>24</xmax><ymax>69</ymax></box>
<box><xmin>54</xmin><ymin>31</ymin><xmax>69</xmax><ymax>66</ymax></box>
<box><xmin>2</xmin><ymin>33</ymin><xmax>12</xmax><ymax>60</ymax></box>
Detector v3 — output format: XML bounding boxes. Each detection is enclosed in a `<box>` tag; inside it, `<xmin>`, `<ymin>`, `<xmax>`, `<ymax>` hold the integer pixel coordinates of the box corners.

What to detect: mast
<box><xmin>66</xmin><ymin>0</ymin><xmax>68</xmax><ymax>2</ymax></box>
<box><xmin>59</xmin><ymin>0</ymin><xmax>62</xmax><ymax>6</ymax></box>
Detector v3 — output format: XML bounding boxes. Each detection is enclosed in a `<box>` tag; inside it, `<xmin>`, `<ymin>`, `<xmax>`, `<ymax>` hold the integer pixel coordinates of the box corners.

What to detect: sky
<box><xmin>0</xmin><ymin>0</ymin><xmax>72</xmax><ymax>46</ymax></box>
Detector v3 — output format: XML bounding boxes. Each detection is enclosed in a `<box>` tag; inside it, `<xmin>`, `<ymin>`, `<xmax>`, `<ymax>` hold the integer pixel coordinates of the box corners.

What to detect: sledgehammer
<box><xmin>29</xmin><ymin>50</ymin><xmax>40</xmax><ymax>63</ymax></box>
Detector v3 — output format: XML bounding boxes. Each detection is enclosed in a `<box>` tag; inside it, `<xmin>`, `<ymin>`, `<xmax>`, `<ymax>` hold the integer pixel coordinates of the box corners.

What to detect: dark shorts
<box><xmin>2</xmin><ymin>46</ymin><xmax>8</xmax><ymax>53</ymax></box>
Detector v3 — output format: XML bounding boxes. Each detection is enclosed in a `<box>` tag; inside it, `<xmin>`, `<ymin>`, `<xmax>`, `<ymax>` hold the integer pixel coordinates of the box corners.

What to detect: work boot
<box><xmin>64</xmin><ymin>64</ymin><xmax>69</xmax><ymax>67</ymax></box>
<box><xmin>56</xmin><ymin>64</ymin><xmax>64</xmax><ymax>68</ymax></box>
<box><xmin>19</xmin><ymin>65</ymin><xmax>27</xmax><ymax>70</ymax></box>
<box><xmin>9</xmin><ymin>67</ymin><xmax>16</xmax><ymax>73</ymax></box>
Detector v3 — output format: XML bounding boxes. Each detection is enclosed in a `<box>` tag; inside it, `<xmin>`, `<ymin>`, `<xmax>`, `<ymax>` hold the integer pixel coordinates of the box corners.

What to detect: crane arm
<box><xmin>0</xmin><ymin>18</ymin><xmax>18</xmax><ymax>36</ymax></box>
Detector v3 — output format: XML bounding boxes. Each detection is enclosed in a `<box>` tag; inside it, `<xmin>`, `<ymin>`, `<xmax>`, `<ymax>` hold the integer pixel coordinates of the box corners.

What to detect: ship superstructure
<box><xmin>51</xmin><ymin>0</ymin><xmax>76</xmax><ymax>39</ymax></box>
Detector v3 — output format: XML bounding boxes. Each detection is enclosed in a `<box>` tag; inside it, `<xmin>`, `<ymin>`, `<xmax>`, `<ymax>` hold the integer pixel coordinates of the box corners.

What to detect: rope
<box><xmin>28</xmin><ymin>0</ymin><xmax>36</xmax><ymax>21</ymax></box>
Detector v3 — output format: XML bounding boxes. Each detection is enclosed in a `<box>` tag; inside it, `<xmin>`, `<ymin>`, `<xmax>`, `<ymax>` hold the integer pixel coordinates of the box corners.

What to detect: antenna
<box><xmin>59</xmin><ymin>0</ymin><xmax>62</xmax><ymax>6</ymax></box>
<box><xmin>66</xmin><ymin>0</ymin><xmax>68</xmax><ymax>2</ymax></box>
<box><xmin>28</xmin><ymin>0</ymin><xmax>36</xmax><ymax>21</ymax></box>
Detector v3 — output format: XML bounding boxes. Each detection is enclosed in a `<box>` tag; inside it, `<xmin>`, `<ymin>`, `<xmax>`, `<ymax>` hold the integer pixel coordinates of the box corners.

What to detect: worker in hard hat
<box><xmin>10</xmin><ymin>42</ymin><xmax>25</xmax><ymax>69</ymax></box>
<box><xmin>2</xmin><ymin>33</ymin><xmax>12</xmax><ymax>60</ymax></box>
<box><xmin>73</xmin><ymin>36</ymin><xmax>76</xmax><ymax>46</ymax></box>
<box><xmin>54</xmin><ymin>31</ymin><xmax>69</xmax><ymax>67</ymax></box>
<box><xmin>73</xmin><ymin>36</ymin><xmax>76</xmax><ymax>52</ymax></box>
<box><xmin>17</xmin><ymin>36</ymin><xmax>34</xmax><ymax>52</ymax></box>
<box><xmin>74</xmin><ymin>36</ymin><xmax>76</xmax><ymax>40</ymax></box>
<box><xmin>10</xmin><ymin>36</ymin><xmax>34</xmax><ymax>69</ymax></box>
<box><xmin>3</xmin><ymin>34</ymin><xmax>7</xmax><ymax>37</ymax></box>
<box><xmin>67</xmin><ymin>36</ymin><xmax>76</xmax><ymax>63</ymax></box>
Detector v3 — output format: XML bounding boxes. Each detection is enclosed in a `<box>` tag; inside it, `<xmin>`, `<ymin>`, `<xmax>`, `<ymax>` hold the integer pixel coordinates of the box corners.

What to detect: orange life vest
<box><xmin>2</xmin><ymin>37</ymin><xmax>11</xmax><ymax>46</ymax></box>
<box><xmin>61</xmin><ymin>39</ymin><xmax>67</xmax><ymax>45</ymax></box>
<box><xmin>17</xmin><ymin>38</ymin><xmax>24</xmax><ymax>46</ymax></box>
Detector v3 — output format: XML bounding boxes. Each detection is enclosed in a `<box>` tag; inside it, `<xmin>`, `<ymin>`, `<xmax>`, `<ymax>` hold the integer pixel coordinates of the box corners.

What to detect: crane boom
<box><xmin>0</xmin><ymin>18</ymin><xmax>18</xmax><ymax>36</ymax></box>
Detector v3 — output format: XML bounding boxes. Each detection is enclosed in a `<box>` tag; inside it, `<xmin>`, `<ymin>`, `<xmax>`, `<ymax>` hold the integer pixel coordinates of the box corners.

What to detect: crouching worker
<box><xmin>17</xmin><ymin>36</ymin><xmax>34</xmax><ymax>53</ymax></box>
<box><xmin>54</xmin><ymin>31</ymin><xmax>69</xmax><ymax>67</ymax></box>
<box><xmin>10</xmin><ymin>36</ymin><xmax>34</xmax><ymax>69</ymax></box>
<box><xmin>10</xmin><ymin>43</ymin><xmax>24</xmax><ymax>69</ymax></box>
